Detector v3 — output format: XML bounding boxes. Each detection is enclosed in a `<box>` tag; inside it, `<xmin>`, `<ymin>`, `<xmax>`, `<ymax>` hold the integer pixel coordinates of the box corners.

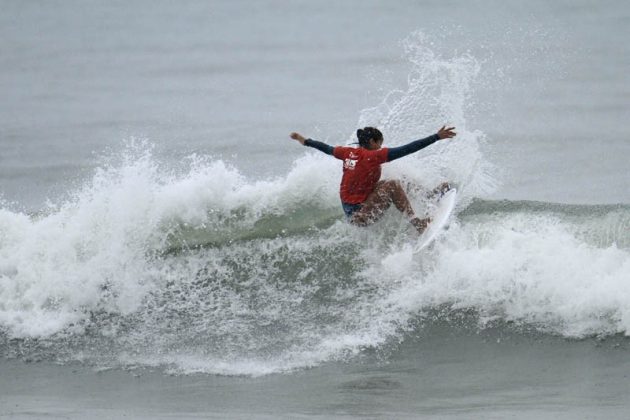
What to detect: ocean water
<box><xmin>1</xmin><ymin>1</ymin><xmax>630</xmax><ymax>418</ymax></box>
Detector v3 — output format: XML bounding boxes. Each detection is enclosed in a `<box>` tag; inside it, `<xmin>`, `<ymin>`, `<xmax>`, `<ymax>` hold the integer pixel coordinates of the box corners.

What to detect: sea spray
<box><xmin>358</xmin><ymin>31</ymin><xmax>497</xmax><ymax>206</ymax></box>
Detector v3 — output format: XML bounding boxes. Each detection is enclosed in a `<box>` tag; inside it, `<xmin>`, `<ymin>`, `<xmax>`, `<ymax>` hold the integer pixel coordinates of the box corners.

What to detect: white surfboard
<box><xmin>415</xmin><ymin>188</ymin><xmax>457</xmax><ymax>251</ymax></box>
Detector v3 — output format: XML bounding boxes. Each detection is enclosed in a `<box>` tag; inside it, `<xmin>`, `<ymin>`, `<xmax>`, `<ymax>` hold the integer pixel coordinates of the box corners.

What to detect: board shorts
<box><xmin>342</xmin><ymin>202</ymin><xmax>363</xmax><ymax>218</ymax></box>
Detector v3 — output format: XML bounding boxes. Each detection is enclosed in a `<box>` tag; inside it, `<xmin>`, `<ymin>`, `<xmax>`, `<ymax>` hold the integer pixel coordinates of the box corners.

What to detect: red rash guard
<box><xmin>332</xmin><ymin>146</ymin><xmax>389</xmax><ymax>204</ymax></box>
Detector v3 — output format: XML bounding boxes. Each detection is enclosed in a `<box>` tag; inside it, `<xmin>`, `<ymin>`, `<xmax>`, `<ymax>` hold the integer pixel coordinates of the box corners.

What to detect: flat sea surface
<box><xmin>1</xmin><ymin>1</ymin><xmax>629</xmax><ymax>418</ymax></box>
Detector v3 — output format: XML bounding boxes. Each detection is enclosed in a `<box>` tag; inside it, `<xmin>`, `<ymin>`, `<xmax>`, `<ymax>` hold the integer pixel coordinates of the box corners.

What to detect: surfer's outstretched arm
<box><xmin>290</xmin><ymin>132</ymin><xmax>334</xmax><ymax>155</ymax></box>
<box><xmin>387</xmin><ymin>126</ymin><xmax>456</xmax><ymax>162</ymax></box>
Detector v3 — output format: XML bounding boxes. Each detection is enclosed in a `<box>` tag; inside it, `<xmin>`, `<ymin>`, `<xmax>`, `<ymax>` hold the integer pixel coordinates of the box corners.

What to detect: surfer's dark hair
<box><xmin>356</xmin><ymin>127</ymin><xmax>383</xmax><ymax>148</ymax></box>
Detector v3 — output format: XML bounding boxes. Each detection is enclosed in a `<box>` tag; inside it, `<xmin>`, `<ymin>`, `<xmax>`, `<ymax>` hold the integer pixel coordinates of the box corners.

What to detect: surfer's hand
<box><xmin>290</xmin><ymin>132</ymin><xmax>306</xmax><ymax>145</ymax></box>
<box><xmin>437</xmin><ymin>126</ymin><xmax>456</xmax><ymax>140</ymax></box>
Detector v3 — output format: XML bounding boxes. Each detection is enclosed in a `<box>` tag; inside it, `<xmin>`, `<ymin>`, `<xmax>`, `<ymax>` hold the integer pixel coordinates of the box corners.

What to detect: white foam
<box><xmin>379</xmin><ymin>213</ymin><xmax>630</xmax><ymax>338</ymax></box>
<box><xmin>0</xmin><ymin>145</ymin><xmax>341</xmax><ymax>338</ymax></box>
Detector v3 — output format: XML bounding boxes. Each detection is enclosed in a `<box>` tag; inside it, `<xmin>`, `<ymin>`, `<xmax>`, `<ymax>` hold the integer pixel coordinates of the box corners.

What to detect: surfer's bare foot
<box><xmin>411</xmin><ymin>217</ymin><xmax>431</xmax><ymax>234</ymax></box>
<box><xmin>427</xmin><ymin>182</ymin><xmax>451</xmax><ymax>199</ymax></box>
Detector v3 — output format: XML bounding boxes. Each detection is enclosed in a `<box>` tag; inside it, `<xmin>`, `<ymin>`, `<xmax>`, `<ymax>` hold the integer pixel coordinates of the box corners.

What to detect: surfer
<box><xmin>289</xmin><ymin>126</ymin><xmax>456</xmax><ymax>233</ymax></box>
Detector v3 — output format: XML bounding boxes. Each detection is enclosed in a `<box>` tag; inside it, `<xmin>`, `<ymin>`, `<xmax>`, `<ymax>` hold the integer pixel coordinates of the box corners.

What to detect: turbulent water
<box><xmin>1</xmin><ymin>140</ymin><xmax>628</xmax><ymax>376</ymax></box>
<box><xmin>2</xmin><ymin>169</ymin><xmax>629</xmax><ymax>376</ymax></box>
<box><xmin>1</xmin><ymin>27</ymin><xmax>629</xmax><ymax>382</ymax></box>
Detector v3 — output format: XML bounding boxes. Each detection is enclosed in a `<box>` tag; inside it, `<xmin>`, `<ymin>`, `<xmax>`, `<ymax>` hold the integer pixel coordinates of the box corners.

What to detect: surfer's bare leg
<box><xmin>351</xmin><ymin>180</ymin><xmax>430</xmax><ymax>233</ymax></box>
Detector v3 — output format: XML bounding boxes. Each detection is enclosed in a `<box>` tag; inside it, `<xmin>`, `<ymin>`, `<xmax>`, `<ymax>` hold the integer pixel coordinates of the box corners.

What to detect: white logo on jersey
<box><xmin>344</xmin><ymin>159</ymin><xmax>357</xmax><ymax>170</ymax></box>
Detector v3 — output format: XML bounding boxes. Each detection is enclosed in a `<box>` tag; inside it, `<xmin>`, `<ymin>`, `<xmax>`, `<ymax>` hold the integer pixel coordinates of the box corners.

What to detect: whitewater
<box><xmin>1</xmin><ymin>34</ymin><xmax>629</xmax><ymax>379</ymax></box>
